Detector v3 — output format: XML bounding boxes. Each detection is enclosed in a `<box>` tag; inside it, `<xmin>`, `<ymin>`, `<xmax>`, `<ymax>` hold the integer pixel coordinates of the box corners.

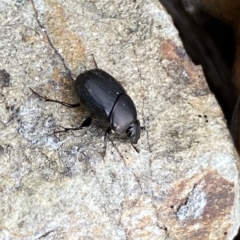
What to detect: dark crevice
<box><xmin>184</xmin><ymin>8</ymin><xmax>236</xmax><ymax>70</ymax></box>
<box><xmin>233</xmin><ymin>226</ymin><xmax>240</xmax><ymax>240</ymax></box>
<box><xmin>159</xmin><ymin>0</ymin><xmax>238</xmax><ymax>149</ymax></box>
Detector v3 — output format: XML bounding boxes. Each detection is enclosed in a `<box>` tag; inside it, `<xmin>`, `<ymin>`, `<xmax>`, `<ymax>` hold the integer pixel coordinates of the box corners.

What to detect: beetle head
<box><xmin>109</xmin><ymin>94</ymin><xmax>141</xmax><ymax>149</ymax></box>
<box><xmin>126</xmin><ymin>119</ymin><xmax>140</xmax><ymax>144</ymax></box>
<box><xmin>110</xmin><ymin>94</ymin><xmax>138</xmax><ymax>135</ymax></box>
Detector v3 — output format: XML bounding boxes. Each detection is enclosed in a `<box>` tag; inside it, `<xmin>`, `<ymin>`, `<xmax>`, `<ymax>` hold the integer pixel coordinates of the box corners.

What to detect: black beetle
<box><xmin>30</xmin><ymin>61</ymin><xmax>140</xmax><ymax>153</ymax></box>
<box><xmin>74</xmin><ymin>68</ymin><xmax>140</xmax><ymax>151</ymax></box>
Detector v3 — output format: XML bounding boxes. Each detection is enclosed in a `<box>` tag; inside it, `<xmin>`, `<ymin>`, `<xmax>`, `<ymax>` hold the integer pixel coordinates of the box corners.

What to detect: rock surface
<box><xmin>0</xmin><ymin>0</ymin><xmax>239</xmax><ymax>239</ymax></box>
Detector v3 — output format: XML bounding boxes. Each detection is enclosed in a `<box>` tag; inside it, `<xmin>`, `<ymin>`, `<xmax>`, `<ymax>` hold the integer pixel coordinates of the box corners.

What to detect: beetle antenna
<box><xmin>91</xmin><ymin>54</ymin><xmax>99</xmax><ymax>69</ymax></box>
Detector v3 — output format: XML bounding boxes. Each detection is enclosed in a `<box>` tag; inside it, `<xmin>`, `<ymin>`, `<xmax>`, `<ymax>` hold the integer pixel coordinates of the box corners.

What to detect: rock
<box><xmin>0</xmin><ymin>0</ymin><xmax>239</xmax><ymax>239</ymax></box>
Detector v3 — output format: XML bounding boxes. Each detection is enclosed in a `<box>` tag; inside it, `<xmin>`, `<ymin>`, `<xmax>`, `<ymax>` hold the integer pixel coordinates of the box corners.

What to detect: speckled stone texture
<box><xmin>0</xmin><ymin>0</ymin><xmax>239</xmax><ymax>239</ymax></box>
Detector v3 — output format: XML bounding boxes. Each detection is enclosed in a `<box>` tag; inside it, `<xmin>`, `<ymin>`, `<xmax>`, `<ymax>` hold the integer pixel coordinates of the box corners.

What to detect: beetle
<box><xmin>30</xmin><ymin>59</ymin><xmax>141</xmax><ymax>153</ymax></box>
<box><xmin>74</xmin><ymin>68</ymin><xmax>141</xmax><ymax>151</ymax></box>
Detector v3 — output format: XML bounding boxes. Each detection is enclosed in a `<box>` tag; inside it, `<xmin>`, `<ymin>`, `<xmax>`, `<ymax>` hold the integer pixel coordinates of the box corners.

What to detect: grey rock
<box><xmin>0</xmin><ymin>0</ymin><xmax>239</xmax><ymax>239</ymax></box>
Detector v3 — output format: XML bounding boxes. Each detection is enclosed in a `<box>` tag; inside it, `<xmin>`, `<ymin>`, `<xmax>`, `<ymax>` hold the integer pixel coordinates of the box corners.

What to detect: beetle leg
<box><xmin>30</xmin><ymin>88</ymin><xmax>80</xmax><ymax>108</ymax></box>
<box><xmin>131</xmin><ymin>143</ymin><xmax>140</xmax><ymax>153</ymax></box>
<box><xmin>54</xmin><ymin>117</ymin><xmax>92</xmax><ymax>133</ymax></box>
<box><xmin>103</xmin><ymin>127</ymin><xmax>111</xmax><ymax>154</ymax></box>
<box><xmin>91</xmin><ymin>54</ymin><xmax>99</xmax><ymax>69</ymax></box>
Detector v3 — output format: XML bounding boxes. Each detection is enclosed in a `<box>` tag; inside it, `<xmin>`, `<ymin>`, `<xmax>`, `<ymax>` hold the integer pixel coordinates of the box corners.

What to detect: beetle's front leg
<box><xmin>30</xmin><ymin>88</ymin><xmax>80</xmax><ymax>108</ymax></box>
<box><xmin>54</xmin><ymin>117</ymin><xmax>92</xmax><ymax>133</ymax></box>
<box><xmin>103</xmin><ymin>127</ymin><xmax>112</xmax><ymax>155</ymax></box>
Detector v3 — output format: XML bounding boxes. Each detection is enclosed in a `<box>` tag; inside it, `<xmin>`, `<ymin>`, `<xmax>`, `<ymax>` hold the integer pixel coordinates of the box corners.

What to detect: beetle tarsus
<box><xmin>131</xmin><ymin>143</ymin><xmax>140</xmax><ymax>153</ymax></box>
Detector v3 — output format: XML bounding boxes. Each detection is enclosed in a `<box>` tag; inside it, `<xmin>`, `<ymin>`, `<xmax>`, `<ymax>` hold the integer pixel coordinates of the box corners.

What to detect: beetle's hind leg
<box><xmin>30</xmin><ymin>88</ymin><xmax>80</xmax><ymax>108</ymax></box>
<box><xmin>54</xmin><ymin>117</ymin><xmax>92</xmax><ymax>133</ymax></box>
